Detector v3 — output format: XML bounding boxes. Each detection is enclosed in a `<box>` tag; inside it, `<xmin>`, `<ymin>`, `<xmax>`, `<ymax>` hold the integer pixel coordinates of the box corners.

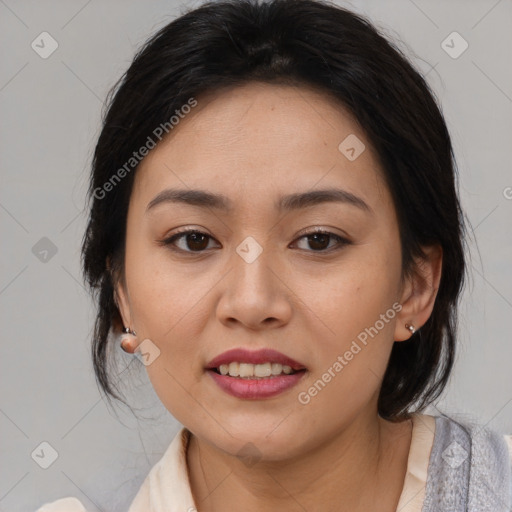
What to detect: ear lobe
<box><xmin>394</xmin><ymin>245</ymin><xmax>443</xmax><ymax>342</ymax></box>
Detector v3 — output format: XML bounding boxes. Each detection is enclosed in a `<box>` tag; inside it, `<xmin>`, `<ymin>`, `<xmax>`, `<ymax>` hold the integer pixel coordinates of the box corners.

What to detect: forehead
<box><xmin>134</xmin><ymin>82</ymin><xmax>388</xmax><ymax>210</ymax></box>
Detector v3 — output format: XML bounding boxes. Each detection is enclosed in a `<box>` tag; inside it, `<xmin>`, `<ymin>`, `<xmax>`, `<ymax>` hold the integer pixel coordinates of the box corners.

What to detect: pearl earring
<box><xmin>120</xmin><ymin>326</ymin><xmax>137</xmax><ymax>353</ymax></box>
<box><xmin>405</xmin><ymin>323</ymin><xmax>416</xmax><ymax>335</ymax></box>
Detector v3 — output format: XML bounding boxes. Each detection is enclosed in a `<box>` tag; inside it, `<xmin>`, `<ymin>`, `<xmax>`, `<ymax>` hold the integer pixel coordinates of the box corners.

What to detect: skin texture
<box><xmin>115</xmin><ymin>82</ymin><xmax>442</xmax><ymax>511</ymax></box>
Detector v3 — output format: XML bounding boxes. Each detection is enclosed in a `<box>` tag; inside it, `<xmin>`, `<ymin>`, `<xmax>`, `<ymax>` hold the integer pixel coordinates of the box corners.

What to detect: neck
<box><xmin>187</xmin><ymin>410</ymin><xmax>412</xmax><ymax>512</ymax></box>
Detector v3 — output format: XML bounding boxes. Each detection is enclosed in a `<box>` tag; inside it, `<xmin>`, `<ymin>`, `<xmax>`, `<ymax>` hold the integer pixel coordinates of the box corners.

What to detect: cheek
<box><xmin>295</xmin><ymin>282</ymin><xmax>399</xmax><ymax>425</ymax></box>
<box><xmin>296</xmin><ymin>246</ymin><xmax>401</xmax><ymax>343</ymax></box>
<box><xmin>125</xmin><ymin>237</ymin><xmax>200</xmax><ymax>329</ymax></box>
<box><xmin>132</xmin><ymin>274</ymin><xmax>209</xmax><ymax>422</ymax></box>
<box><xmin>124</xmin><ymin>242</ymin><xmax>210</xmax><ymax>395</ymax></box>
<box><xmin>292</xmin><ymin>242</ymin><xmax>402</xmax><ymax>413</ymax></box>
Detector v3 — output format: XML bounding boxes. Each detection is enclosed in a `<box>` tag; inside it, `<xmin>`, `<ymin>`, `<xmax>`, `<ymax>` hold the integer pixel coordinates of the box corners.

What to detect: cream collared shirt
<box><xmin>36</xmin><ymin>414</ymin><xmax>512</xmax><ymax>512</ymax></box>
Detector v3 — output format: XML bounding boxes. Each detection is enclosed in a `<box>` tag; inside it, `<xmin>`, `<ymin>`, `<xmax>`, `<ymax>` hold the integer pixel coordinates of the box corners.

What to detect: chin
<box><xmin>202</xmin><ymin>419</ymin><xmax>311</xmax><ymax>462</ymax></box>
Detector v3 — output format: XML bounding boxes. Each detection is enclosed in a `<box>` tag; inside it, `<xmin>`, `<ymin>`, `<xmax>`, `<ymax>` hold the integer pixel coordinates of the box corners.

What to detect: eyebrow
<box><xmin>146</xmin><ymin>187</ymin><xmax>372</xmax><ymax>214</ymax></box>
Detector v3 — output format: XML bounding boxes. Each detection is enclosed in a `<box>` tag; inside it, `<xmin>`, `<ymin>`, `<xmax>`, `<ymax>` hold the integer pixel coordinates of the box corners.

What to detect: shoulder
<box><xmin>423</xmin><ymin>413</ymin><xmax>512</xmax><ymax>510</ymax></box>
<box><xmin>35</xmin><ymin>497</ymin><xmax>87</xmax><ymax>511</ymax></box>
<box><xmin>432</xmin><ymin>414</ymin><xmax>512</xmax><ymax>469</ymax></box>
<box><xmin>35</xmin><ymin>428</ymin><xmax>190</xmax><ymax>512</ymax></box>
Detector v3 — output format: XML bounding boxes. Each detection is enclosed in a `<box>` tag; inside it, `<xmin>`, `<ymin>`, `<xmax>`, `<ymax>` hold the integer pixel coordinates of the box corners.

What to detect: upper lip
<box><xmin>206</xmin><ymin>348</ymin><xmax>306</xmax><ymax>371</ymax></box>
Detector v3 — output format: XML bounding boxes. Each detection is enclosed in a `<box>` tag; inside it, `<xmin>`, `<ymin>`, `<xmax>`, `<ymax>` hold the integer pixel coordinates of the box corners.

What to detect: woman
<box><xmin>37</xmin><ymin>0</ymin><xmax>512</xmax><ymax>510</ymax></box>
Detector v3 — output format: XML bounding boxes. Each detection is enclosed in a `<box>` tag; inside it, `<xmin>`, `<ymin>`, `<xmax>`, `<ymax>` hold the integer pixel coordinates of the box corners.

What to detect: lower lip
<box><xmin>207</xmin><ymin>369</ymin><xmax>306</xmax><ymax>399</ymax></box>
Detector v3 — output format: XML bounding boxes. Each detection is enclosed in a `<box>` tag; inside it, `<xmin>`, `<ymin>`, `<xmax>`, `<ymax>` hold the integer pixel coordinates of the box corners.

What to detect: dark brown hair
<box><xmin>81</xmin><ymin>0</ymin><xmax>467</xmax><ymax>420</ymax></box>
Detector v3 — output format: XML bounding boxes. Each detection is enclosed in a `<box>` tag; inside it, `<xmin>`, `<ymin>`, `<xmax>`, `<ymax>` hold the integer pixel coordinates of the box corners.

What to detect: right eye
<box><xmin>158</xmin><ymin>229</ymin><xmax>220</xmax><ymax>253</ymax></box>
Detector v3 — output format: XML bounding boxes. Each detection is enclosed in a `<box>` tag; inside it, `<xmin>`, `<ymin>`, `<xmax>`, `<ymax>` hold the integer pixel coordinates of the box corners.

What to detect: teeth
<box><xmin>255</xmin><ymin>362</ymin><xmax>272</xmax><ymax>377</ymax></box>
<box><xmin>239</xmin><ymin>363</ymin><xmax>253</xmax><ymax>378</ymax></box>
<box><xmin>228</xmin><ymin>362</ymin><xmax>239</xmax><ymax>377</ymax></box>
<box><xmin>271</xmin><ymin>363</ymin><xmax>282</xmax><ymax>375</ymax></box>
<box><xmin>215</xmin><ymin>362</ymin><xmax>298</xmax><ymax>378</ymax></box>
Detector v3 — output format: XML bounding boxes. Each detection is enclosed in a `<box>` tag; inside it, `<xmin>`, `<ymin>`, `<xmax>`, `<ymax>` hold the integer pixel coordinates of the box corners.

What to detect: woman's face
<box><xmin>116</xmin><ymin>82</ymin><xmax>415</xmax><ymax>460</ymax></box>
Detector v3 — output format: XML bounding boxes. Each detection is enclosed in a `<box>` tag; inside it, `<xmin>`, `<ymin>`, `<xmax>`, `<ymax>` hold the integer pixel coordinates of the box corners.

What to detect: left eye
<box><xmin>292</xmin><ymin>231</ymin><xmax>350</xmax><ymax>252</ymax></box>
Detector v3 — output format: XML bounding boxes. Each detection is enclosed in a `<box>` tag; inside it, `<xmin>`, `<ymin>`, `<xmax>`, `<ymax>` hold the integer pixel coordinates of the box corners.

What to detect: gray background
<box><xmin>1</xmin><ymin>0</ymin><xmax>511</xmax><ymax>510</ymax></box>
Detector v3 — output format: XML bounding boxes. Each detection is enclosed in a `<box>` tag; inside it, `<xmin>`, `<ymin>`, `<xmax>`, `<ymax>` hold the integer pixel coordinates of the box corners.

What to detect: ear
<box><xmin>108</xmin><ymin>256</ymin><xmax>132</xmax><ymax>331</ymax></box>
<box><xmin>394</xmin><ymin>244</ymin><xmax>443</xmax><ymax>341</ymax></box>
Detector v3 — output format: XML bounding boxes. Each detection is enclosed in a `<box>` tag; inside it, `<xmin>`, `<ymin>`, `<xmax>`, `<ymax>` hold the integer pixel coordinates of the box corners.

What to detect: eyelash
<box><xmin>158</xmin><ymin>228</ymin><xmax>351</xmax><ymax>255</ymax></box>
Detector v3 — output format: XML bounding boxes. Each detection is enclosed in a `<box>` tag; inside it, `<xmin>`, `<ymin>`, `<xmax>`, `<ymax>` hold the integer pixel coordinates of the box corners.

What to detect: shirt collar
<box><xmin>128</xmin><ymin>427</ymin><xmax>197</xmax><ymax>512</ymax></box>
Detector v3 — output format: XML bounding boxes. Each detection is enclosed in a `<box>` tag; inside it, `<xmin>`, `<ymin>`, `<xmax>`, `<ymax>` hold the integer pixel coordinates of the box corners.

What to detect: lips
<box><xmin>205</xmin><ymin>348</ymin><xmax>306</xmax><ymax>371</ymax></box>
<box><xmin>205</xmin><ymin>348</ymin><xmax>307</xmax><ymax>399</ymax></box>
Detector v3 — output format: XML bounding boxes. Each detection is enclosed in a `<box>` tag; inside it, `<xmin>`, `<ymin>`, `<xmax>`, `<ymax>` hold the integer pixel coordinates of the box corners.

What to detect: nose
<box><xmin>216</xmin><ymin>242</ymin><xmax>293</xmax><ymax>331</ymax></box>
